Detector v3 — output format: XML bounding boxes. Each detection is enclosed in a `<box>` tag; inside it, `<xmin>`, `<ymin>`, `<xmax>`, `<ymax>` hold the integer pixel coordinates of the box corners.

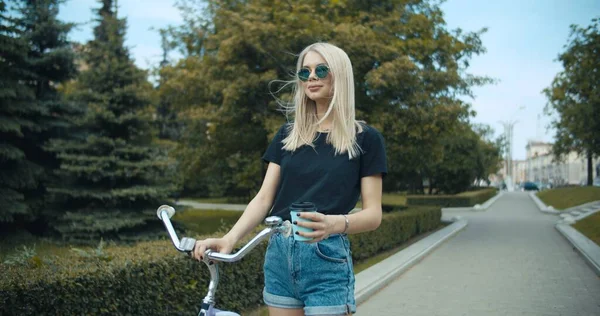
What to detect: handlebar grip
<box><xmin>157</xmin><ymin>204</ymin><xmax>175</xmax><ymax>219</ymax></box>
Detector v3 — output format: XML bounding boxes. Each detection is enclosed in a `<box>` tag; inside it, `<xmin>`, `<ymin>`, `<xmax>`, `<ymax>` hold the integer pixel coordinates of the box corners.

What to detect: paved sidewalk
<box><xmin>356</xmin><ymin>192</ymin><xmax>600</xmax><ymax>316</ymax></box>
<box><xmin>175</xmin><ymin>200</ymin><xmax>247</xmax><ymax>211</ymax></box>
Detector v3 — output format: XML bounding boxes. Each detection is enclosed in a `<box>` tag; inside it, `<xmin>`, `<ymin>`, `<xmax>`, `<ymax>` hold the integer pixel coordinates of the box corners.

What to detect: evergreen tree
<box><xmin>14</xmin><ymin>0</ymin><xmax>81</xmax><ymax>232</ymax></box>
<box><xmin>47</xmin><ymin>0</ymin><xmax>173</xmax><ymax>243</ymax></box>
<box><xmin>0</xmin><ymin>0</ymin><xmax>38</xmax><ymax>225</ymax></box>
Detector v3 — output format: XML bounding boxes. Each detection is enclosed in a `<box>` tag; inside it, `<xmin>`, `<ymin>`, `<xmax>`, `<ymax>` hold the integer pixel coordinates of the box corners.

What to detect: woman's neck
<box><xmin>316</xmin><ymin>114</ymin><xmax>333</xmax><ymax>131</ymax></box>
<box><xmin>315</xmin><ymin>101</ymin><xmax>333</xmax><ymax>131</ymax></box>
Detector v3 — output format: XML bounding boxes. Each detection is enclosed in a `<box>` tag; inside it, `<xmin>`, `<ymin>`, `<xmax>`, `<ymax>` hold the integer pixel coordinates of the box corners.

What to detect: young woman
<box><xmin>193</xmin><ymin>42</ymin><xmax>387</xmax><ymax>316</ymax></box>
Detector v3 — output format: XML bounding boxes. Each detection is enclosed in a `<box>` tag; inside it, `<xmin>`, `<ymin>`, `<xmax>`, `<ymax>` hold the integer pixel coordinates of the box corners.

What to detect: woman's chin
<box><xmin>306</xmin><ymin>93</ymin><xmax>331</xmax><ymax>103</ymax></box>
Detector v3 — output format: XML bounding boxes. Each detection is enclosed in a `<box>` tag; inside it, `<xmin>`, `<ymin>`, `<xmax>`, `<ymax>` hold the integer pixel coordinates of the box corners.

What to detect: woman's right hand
<box><xmin>192</xmin><ymin>237</ymin><xmax>235</xmax><ymax>261</ymax></box>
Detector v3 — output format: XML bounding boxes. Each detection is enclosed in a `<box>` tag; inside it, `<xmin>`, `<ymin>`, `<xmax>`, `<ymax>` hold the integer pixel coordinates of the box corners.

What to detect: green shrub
<box><xmin>406</xmin><ymin>188</ymin><xmax>497</xmax><ymax>207</ymax></box>
<box><xmin>0</xmin><ymin>207</ymin><xmax>441</xmax><ymax>315</ymax></box>
<box><xmin>382</xmin><ymin>204</ymin><xmax>407</xmax><ymax>212</ymax></box>
<box><xmin>349</xmin><ymin>207</ymin><xmax>440</xmax><ymax>260</ymax></box>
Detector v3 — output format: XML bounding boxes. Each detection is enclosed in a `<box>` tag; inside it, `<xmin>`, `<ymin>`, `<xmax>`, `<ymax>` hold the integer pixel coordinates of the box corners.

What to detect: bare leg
<box><xmin>268</xmin><ymin>306</ymin><xmax>351</xmax><ymax>316</ymax></box>
<box><xmin>268</xmin><ymin>306</ymin><xmax>304</xmax><ymax>316</ymax></box>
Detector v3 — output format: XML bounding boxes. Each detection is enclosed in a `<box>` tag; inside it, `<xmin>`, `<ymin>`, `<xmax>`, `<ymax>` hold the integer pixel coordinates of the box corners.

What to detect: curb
<box><xmin>563</xmin><ymin>201</ymin><xmax>600</xmax><ymax>222</ymax></box>
<box><xmin>354</xmin><ymin>216</ymin><xmax>468</xmax><ymax>305</ymax></box>
<box><xmin>528</xmin><ymin>192</ymin><xmax>560</xmax><ymax>214</ymax></box>
<box><xmin>555</xmin><ymin>223</ymin><xmax>600</xmax><ymax>277</ymax></box>
<box><xmin>442</xmin><ymin>191</ymin><xmax>504</xmax><ymax>212</ymax></box>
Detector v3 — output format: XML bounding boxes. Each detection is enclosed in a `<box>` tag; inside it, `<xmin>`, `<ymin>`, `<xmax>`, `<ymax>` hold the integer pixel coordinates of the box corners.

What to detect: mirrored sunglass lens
<box><xmin>315</xmin><ymin>65</ymin><xmax>329</xmax><ymax>79</ymax></box>
<box><xmin>298</xmin><ymin>69</ymin><xmax>310</xmax><ymax>81</ymax></box>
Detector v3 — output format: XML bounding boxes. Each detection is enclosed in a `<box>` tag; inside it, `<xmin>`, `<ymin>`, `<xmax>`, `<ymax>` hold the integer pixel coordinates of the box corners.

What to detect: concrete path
<box><xmin>175</xmin><ymin>200</ymin><xmax>247</xmax><ymax>211</ymax></box>
<box><xmin>356</xmin><ymin>192</ymin><xmax>600</xmax><ymax>316</ymax></box>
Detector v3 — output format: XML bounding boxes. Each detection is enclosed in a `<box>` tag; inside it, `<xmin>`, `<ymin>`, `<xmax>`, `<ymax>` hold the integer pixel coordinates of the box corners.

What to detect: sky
<box><xmin>58</xmin><ymin>0</ymin><xmax>600</xmax><ymax>160</ymax></box>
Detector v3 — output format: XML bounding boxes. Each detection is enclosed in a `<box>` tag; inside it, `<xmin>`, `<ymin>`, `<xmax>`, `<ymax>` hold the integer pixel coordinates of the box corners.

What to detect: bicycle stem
<box><xmin>200</xmin><ymin>227</ymin><xmax>282</xmax><ymax>308</ymax></box>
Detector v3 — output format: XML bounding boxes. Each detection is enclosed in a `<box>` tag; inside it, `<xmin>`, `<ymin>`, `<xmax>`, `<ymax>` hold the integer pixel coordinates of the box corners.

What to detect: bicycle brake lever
<box><xmin>281</xmin><ymin>220</ymin><xmax>292</xmax><ymax>238</ymax></box>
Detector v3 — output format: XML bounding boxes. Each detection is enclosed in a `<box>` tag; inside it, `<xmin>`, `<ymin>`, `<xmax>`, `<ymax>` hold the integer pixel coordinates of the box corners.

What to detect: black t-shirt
<box><xmin>262</xmin><ymin>123</ymin><xmax>387</xmax><ymax>221</ymax></box>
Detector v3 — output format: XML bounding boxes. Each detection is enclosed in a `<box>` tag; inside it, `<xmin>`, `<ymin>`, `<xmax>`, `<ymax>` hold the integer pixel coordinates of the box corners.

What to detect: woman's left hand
<box><xmin>294</xmin><ymin>212</ymin><xmax>340</xmax><ymax>243</ymax></box>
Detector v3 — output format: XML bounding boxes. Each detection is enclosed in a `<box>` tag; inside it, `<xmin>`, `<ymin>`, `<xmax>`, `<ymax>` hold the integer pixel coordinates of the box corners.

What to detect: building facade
<box><xmin>494</xmin><ymin>141</ymin><xmax>599</xmax><ymax>187</ymax></box>
<box><xmin>522</xmin><ymin>141</ymin><xmax>598</xmax><ymax>186</ymax></box>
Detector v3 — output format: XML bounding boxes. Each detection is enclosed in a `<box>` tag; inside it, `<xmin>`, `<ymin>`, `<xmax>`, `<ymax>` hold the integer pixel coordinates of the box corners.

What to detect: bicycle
<box><xmin>157</xmin><ymin>205</ymin><xmax>292</xmax><ymax>316</ymax></box>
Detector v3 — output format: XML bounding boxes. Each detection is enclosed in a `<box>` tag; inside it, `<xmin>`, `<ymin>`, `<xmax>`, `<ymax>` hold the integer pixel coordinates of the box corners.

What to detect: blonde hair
<box><xmin>278</xmin><ymin>42</ymin><xmax>364</xmax><ymax>159</ymax></box>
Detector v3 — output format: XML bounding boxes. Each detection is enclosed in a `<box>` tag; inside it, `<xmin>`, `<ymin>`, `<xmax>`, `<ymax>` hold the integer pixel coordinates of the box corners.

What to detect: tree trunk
<box><xmin>587</xmin><ymin>150</ymin><xmax>593</xmax><ymax>186</ymax></box>
<box><xmin>416</xmin><ymin>174</ymin><xmax>424</xmax><ymax>194</ymax></box>
<box><xmin>428</xmin><ymin>178</ymin><xmax>433</xmax><ymax>195</ymax></box>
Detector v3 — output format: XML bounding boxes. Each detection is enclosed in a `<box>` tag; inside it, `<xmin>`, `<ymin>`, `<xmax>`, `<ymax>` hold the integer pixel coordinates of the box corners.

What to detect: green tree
<box><xmin>471</xmin><ymin>124</ymin><xmax>504</xmax><ymax>186</ymax></box>
<box><xmin>161</xmin><ymin>0</ymin><xmax>492</xmax><ymax>196</ymax></box>
<box><xmin>17</xmin><ymin>0</ymin><xmax>81</xmax><ymax>231</ymax></box>
<box><xmin>0</xmin><ymin>0</ymin><xmax>78</xmax><ymax>230</ymax></box>
<box><xmin>544</xmin><ymin>17</ymin><xmax>600</xmax><ymax>186</ymax></box>
<box><xmin>0</xmin><ymin>0</ymin><xmax>37</xmax><ymax>224</ymax></box>
<box><xmin>429</xmin><ymin>123</ymin><xmax>502</xmax><ymax>194</ymax></box>
<box><xmin>46</xmin><ymin>0</ymin><xmax>173</xmax><ymax>243</ymax></box>
<box><xmin>153</xmin><ymin>29</ymin><xmax>183</xmax><ymax>141</ymax></box>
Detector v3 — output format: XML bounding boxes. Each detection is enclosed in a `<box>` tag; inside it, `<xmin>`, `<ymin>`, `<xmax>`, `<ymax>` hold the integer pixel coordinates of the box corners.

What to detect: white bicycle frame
<box><xmin>157</xmin><ymin>205</ymin><xmax>291</xmax><ymax>316</ymax></box>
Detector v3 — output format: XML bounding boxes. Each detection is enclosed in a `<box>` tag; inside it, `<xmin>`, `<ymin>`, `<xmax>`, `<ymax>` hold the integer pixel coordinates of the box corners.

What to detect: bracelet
<box><xmin>342</xmin><ymin>215</ymin><xmax>349</xmax><ymax>234</ymax></box>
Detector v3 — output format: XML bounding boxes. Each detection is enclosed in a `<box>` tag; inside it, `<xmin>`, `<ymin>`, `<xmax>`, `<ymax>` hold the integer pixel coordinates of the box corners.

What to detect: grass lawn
<box><xmin>187</xmin><ymin>196</ymin><xmax>250</xmax><ymax>204</ymax></box>
<box><xmin>572</xmin><ymin>212</ymin><xmax>600</xmax><ymax>245</ymax></box>
<box><xmin>382</xmin><ymin>193</ymin><xmax>407</xmax><ymax>206</ymax></box>
<box><xmin>172</xmin><ymin>209</ymin><xmax>243</xmax><ymax>236</ymax></box>
<box><xmin>537</xmin><ymin>186</ymin><xmax>600</xmax><ymax>247</ymax></box>
<box><xmin>536</xmin><ymin>186</ymin><xmax>600</xmax><ymax>210</ymax></box>
<box><xmin>188</xmin><ymin>197</ymin><xmax>237</xmax><ymax>204</ymax></box>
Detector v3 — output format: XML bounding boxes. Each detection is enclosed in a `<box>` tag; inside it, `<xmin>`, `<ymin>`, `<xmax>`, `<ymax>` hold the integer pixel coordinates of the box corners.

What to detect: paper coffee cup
<box><xmin>289</xmin><ymin>202</ymin><xmax>316</xmax><ymax>241</ymax></box>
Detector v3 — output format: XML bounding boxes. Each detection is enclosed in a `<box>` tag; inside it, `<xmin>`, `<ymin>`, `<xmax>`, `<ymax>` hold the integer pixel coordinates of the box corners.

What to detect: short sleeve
<box><xmin>359</xmin><ymin>126</ymin><xmax>388</xmax><ymax>178</ymax></box>
<box><xmin>262</xmin><ymin>124</ymin><xmax>287</xmax><ymax>165</ymax></box>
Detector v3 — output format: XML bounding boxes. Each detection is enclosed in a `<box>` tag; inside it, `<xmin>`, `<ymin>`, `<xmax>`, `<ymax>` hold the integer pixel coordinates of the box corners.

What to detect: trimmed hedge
<box><xmin>0</xmin><ymin>207</ymin><xmax>441</xmax><ymax>315</ymax></box>
<box><xmin>406</xmin><ymin>188</ymin><xmax>497</xmax><ymax>207</ymax></box>
<box><xmin>382</xmin><ymin>204</ymin><xmax>407</xmax><ymax>212</ymax></box>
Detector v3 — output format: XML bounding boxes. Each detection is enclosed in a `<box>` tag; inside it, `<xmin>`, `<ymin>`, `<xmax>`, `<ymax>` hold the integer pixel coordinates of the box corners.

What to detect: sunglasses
<box><xmin>297</xmin><ymin>64</ymin><xmax>330</xmax><ymax>82</ymax></box>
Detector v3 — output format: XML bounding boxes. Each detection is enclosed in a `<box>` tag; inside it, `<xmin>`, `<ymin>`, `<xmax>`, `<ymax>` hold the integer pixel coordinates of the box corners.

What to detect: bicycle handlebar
<box><xmin>156</xmin><ymin>205</ymin><xmax>291</xmax><ymax>262</ymax></box>
<box><xmin>157</xmin><ymin>204</ymin><xmax>292</xmax><ymax>316</ymax></box>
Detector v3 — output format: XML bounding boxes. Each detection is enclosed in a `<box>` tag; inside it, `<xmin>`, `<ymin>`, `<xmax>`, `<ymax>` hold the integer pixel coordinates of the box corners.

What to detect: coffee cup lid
<box><xmin>290</xmin><ymin>202</ymin><xmax>316</xmax><ymax>211</ymax></box>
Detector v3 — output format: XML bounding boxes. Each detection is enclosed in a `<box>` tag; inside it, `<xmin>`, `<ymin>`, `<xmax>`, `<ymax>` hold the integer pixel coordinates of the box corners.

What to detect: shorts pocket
<box><xmin>315</xmin><ymin>235</ymin><xmax>347</xmax><ymax>263</ymax></box>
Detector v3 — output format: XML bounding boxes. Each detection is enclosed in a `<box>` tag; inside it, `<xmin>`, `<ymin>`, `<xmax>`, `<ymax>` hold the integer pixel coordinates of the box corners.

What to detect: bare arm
<box><xmin>295</xmin><ymin>174</ymin><xmax>383</xmax><ymax>241</ymax></box>
<box><xmin>340</xmin><ymin>174</ymin><xmax>383</xmax><ymax>234</ymax></box>
<box><xmin>223</xmin><ymin>162</ymin><xmax>281</xmax><ymax>245</ymax></box>
<box><xmin>192</xmin><ymin>162</ymin><xmax>280</xmax><ymax>260</ymax></box>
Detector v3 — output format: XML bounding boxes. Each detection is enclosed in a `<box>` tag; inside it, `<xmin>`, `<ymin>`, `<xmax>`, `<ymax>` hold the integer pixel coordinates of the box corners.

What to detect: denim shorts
<box><xmin>263</xmin><ymin>231</ymin><xmax>356</xmax><ymax>315</ymax></box>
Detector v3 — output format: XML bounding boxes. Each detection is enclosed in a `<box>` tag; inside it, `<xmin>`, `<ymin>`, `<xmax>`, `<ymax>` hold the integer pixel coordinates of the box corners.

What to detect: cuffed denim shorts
<box><xmin>263</xmin><ymin>231</ymin><xmax>356</xmax><ymax>315</ymax></box>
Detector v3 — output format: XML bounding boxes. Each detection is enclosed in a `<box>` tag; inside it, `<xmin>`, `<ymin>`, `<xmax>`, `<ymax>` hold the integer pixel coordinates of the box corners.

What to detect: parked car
<box><xmin>594</xmin><ymin>178</ymin><xmax>600</xmax><ymax>187</ymax></box>
<box><xmin>522</xmin><ymin>182</ymin><xmax>539</xmax><ymax>191</ymax></box>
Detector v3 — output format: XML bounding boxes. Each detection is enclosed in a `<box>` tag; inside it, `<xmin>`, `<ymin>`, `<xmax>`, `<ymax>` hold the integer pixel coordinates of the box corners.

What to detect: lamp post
<box><xmin>499</xmin><ymin>106</ymin><xmax>525</xmax><ymax>192</ymax></box>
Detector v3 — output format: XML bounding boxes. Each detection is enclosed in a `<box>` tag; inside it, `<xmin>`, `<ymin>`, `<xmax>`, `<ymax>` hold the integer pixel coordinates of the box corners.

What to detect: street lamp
<box><xmin>498</xmin><ymin>105</ymin><xmax>525</xmax><ymax>191</ymax></box>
